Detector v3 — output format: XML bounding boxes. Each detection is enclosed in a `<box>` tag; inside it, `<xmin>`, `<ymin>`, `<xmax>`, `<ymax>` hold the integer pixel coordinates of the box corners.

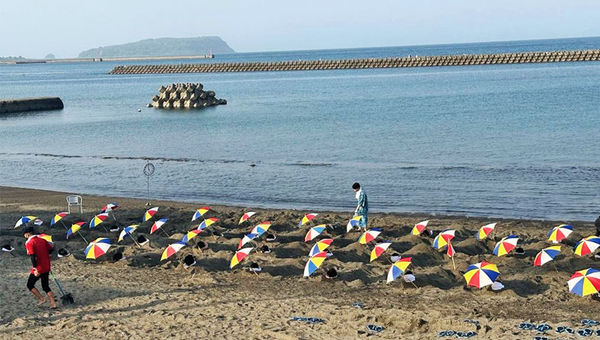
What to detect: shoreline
<box><xmin>0</xmin><ymin>185</ymin><xmax>590</xmax><ymax>225</ymax></box>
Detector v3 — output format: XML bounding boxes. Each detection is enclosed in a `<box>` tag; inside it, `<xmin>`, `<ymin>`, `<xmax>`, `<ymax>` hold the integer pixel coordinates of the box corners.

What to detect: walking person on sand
<box><xmin>352</xmin><ymin>182</ymin><xmax>368</xmax><ymax>229</ymax></box>
<box><xmin>23</xmin><ymin>226</ymin><xmax>57</xmax><ymax>309</ymax></box>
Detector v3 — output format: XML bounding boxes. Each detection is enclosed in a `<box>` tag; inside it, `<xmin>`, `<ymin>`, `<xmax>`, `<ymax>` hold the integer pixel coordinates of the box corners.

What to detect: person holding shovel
<box><xmin>23</xmin><ymin>226</ymin><xmax>57</xmax><ymax>309</ymax></box>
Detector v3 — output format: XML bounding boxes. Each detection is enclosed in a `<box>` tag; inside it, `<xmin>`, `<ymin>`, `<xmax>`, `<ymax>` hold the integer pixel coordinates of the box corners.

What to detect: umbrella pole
<box><xmin>129</xmin><ymin>233</ymin><xmax>142</xmax><ymax>247</ymax></box>
<box><xmin>552</xmin><ymin>262</ymin><xmax>559</xmax><ymax>272</ymax></box>
<box><xmin>102</xmin><ymin>225</ymin><xmax>109</xmax><ymax>233</ymax></box>
<box><xmin>78</xmin><ymin>232</ymin><xmax>88</xmax><ymax>244</ymax></box>
<box><xmin>451</xmin><ymin>256</ymin><xmax>456</xmax><ymax>271</ymax></box>
<box><xmin>410</xmin><ymin>281</ymin><xmax>418</xmax><ymax>288</ymax></box>
<box><xmin>59</xmin><ymin>220</ymin><xmax>69</xmax><ymax>231</ymax></box>
<box><xmin>160</xmin><ymin>229</ymin><xmax>170</xmax><ymax>238</ymax></box>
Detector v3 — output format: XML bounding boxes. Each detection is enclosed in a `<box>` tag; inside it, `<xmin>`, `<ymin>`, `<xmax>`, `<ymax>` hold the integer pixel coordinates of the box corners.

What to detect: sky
<box><xmin>1</xmin><ymin>0</ymin><xmax>599</xmax><ymax>58</ymax></box>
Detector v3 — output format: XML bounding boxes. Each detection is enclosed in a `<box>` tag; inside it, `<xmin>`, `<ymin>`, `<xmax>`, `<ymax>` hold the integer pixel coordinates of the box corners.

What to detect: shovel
<box><xmin>50</xmin><ymin>271</ymin><xmax>74</xmax><ymax>305</ymax></box>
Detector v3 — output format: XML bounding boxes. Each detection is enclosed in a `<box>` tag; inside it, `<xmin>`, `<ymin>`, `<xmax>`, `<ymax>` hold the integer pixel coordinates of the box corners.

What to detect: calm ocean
<box><xmin>1</xmin><ymin>37</ymin><xmax>599</xmax><ymax>221</ymax></box>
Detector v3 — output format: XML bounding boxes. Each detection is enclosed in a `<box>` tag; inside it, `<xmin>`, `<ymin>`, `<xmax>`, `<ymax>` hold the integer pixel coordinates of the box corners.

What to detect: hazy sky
<box><xmin>1</xmin><ymin>0</ymin><xmax>599</xmax><ymax>58</ymax></box>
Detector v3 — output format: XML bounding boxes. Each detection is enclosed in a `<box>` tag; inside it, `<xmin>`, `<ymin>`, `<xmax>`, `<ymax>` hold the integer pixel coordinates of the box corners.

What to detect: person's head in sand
<box><xmin>23</xmin><ymin>226</ymin><xmax>57</xmax><ymax>309</ymax></box>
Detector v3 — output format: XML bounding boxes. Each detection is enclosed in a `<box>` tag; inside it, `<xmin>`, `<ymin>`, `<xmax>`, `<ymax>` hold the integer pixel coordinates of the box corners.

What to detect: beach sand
<box><xmin>1</xmin><ymin>186</ymin><xmax>599</xmax><ymax>339</ymax></box>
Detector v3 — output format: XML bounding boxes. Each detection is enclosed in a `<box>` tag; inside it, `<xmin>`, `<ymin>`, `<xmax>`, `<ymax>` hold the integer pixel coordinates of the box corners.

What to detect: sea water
<box><xmin>1</xmin><ymin>37</ymin><xmax>599</xmax><ymax>221</ymax></box>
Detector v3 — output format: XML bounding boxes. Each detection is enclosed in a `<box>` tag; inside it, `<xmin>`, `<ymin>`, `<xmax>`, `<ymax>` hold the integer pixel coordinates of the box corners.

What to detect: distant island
<box><xmin>78</xmin><ymin>36</ymin><xmax>234</xmax><ymax>58</ymax></box>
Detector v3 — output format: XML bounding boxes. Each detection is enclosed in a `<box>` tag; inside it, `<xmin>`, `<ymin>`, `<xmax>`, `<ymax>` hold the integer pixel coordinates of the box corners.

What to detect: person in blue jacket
<box><xmin>352</xmin><ymin>182</ymin><xmax>368</xmax><ymax>229</ymax></box>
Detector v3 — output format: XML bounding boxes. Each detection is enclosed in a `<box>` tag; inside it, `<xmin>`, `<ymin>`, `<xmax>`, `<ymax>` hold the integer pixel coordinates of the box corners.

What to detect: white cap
<box><xmin>491</xmin><ymin>281</ymin><xmax>504</xmax><ymax>291</ymax></box>
<box><xmin>403</xmin><ymin>274</ymin><xmax>415</xmax><ymax>282</ymax></box>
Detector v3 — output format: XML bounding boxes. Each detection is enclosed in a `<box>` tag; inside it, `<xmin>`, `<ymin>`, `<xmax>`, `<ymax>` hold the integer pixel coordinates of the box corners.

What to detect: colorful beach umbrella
<box><xmin>118</xmin><ymin>225</ymin><xmax>139</xmax><ymax>242</ymax></box>
<box><xmin>250</xmin><ymin>221</ymin><xmax>271</xmax><ymax>236</ymax></box>
<box><xmin>50</xmin><ymin>212</ymin><xmax>68</xmax><ymax>226</ymax></box>
<box><xmin>161</xmin><ymin>241</ymin><xmax>186</xmax><ymax>261</ymax></box>
<box><xmin>298</xmin><ymin>213</ymin><xmax>318</xmax><ymax>227</ymax></box>
<box><xmin>150</xmin><ymin>218</ymin><xmax>168</xmax><ymax>234</ymax></box>
<box><xmin>308</xmin><ymin>239</ymin><xmax>333</xmax><ymax>257</ymax></box>
<box><xmin>358</xmin><ymin>228</ymin><xmax>382</xmax><ymax>244</ymax></box>
<box><xmin>100</xmin><ymin>202</ymin><xmax>119</xmax><ymax>213</ymax></box>
<box><xmin>476</xmin><ymin>223</ymin><xmax>496</xmax><ymax>241</ymax></box>
<box><xmin>67</xmin><ymin>222</ymin><xmax>85</xmax><ymax>239</ymax></box>
<box><xmin>143</xmin><ymin>207</ymin><xmax>159</xmax><ymax>222</ymax></box>
<box><xmin>547</xmin><ymin>224</ymin><xmax>573</xmax><ymax>243</ymax></box>
<box><xmin>88</xmin><ymin>213</ymin><xmax>109</xmax><ymax>229</ymax></box>
<box><xmin>38</xmin><ymin>234</ymin><xmax>53</xmax><ymax>243</ymax></box>
<box><xmin>238</xmin><ymin>233</ymin><xmax>258</xmax><ymax>249</ymax></box>
<box><xmin>346</xmin><ymin>216</ymin><xmax>363</xmax><ymax>232</ymax></box>
<box><xmin>197</xmin><ymin>217</ymin><xmax>219</xmax><ymax>231</ymax></box>
<box><xmin>493</xmin><ymin>235</ymin><xmax>519</xmax><ymax>256</ymax></box>
<box><xmin>432</xmin><ymin>229</ymin><xmax>456</xmax><ymax>250</ymax></box>
<box><xmin>568</xmin><ymin>268</ymin><xmax>600</xmax><ymax>297</ymax></box>
<box><xmin>574</xmin><ymin>236</ymin><xmax>600</xmax><ymax>256</ymax></box>
<box><xmin>14</xmin><ymin>216</ymin><xmax>37</xmax><ymax>229</ymax></box>
<box><xmin>191</xmin><ymin>207</ymin><xmax>210</xmax><ymax>221</ymax></box>
<box><xmin>386</xmin><ymin>257</ymin><xmax>412</xmax><ymax>283</ymax></box>
<box><xmin>304</xmin><ymin>251</ymin><xmax>327</xmax><ymax>277</ymax></box>
<box><xmin>230</xmin><ymin>247</ymin><xmax>253</xmax><ymax>268</ymax></box>
<box><xmin>370</xmin><ymin>242</ymin><xmax>392</xmax><ymax>262</ymax></box>
<box><xmin>84</xmin><ymin>238</ymin><xmax>111</xmax><ymax>259</ymax></box>
<box><xmin>463</xmin><ymin>261</ymin><xmax>500</xmax><ymax>288</ymax></box>
<box><xmin>305</xmin><ymin>224</ymin><xmax>327</xmax><ymax>242</ymax></box>
<box><xmin>239</xmin><ymin>212</ymin><xmax>256</xmax><ymax>224</ymax></box>
<box><xmin>533</xmin><ymin>246</ymin><xmax>561</xmax><ymax>267</ymax></box>
<box><xmin>411</xmin><ymin>220</ymin><xmax>429</xmax><ymax>236</ymax></box>
<box><xmin>181</xmin><ymin>229</ymin><xmax>203</xmax><ymax>244</ymax></box>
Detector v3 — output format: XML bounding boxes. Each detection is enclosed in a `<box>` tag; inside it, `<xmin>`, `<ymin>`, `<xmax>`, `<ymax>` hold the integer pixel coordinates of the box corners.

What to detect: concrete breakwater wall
<box><xmin>109</xmin><ymin>49</ymin><xmax>600</xmax><ymax>75</ymax></box>
<box><xmin>0</xmin><ymin>97</ymin><xmax>63</xmax><ymax>114</ymax></box>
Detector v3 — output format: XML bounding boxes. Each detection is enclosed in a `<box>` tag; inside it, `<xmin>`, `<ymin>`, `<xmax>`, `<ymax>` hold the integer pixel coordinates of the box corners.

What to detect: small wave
<box><xmin>287</xmin><ymin>162</ymin><xmax>333</xmax><ymax>167</ymax></box>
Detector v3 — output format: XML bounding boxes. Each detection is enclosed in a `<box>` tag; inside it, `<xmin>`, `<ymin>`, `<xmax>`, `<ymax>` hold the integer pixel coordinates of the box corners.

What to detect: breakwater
<box><xmin>0</xmin><ymin>97</ymin><xmax>63</xmax><ymax>114</ymax></box>
<box><xmin>109</xmin><ymin>49</ymin><xmax>600</xmax><ymax>74</ymax></box>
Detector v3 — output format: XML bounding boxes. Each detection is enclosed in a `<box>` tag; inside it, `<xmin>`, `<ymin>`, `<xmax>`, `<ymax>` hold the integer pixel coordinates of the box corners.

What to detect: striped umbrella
<box><xmin>84</xmin><ymin>238</ymin><xmax>111</xmax><ymax>259</ymax></box>
<box><xmin>191</xmin><ymin>207</ymin><xmax>210</xmax><ymax>221</ymax></box>
<box><xmin>230</xmin><ymin>247</ymin><xmax>253</xmax><ymax>268</ymax></box>
<box><xmin>150</xmin><ymin>218</ymin><xmax>168</xmax><ymax>235</ymax></box>
<box><xmin>181</xmin><ymin>229</ymin><xmax>203</xmax><ymax>244</ymax></box>
<box><xmin>50</xmin><ymin>212</ymin><xmax>68</xmax><ymax>227</ymax></box>
<box><xmin>386</xmin><ymin>257</ymin><xmax>412</xmax><ymax>284</ymax></box>
<box><xmin>100</xmin><ymin>202</ymin><xmax>119</xmax><ymax>213</ymax></box>
<box><xmin>493</xmin><ymin>235</ymin><xmax>519</xmax><ymax>256</ymax></box>
<box><xmin>197</xmin><ymin>217</ymin><xmax>219</xmax><ymax>231</ymax></box>
<box><xmin>304</xmin><ymin>251</ymin><xmax>328</xmax><ymax>277</ymax></box>
<box><xmin>476</xmin><ymin>223</ymin><xmax>496</xmax><ymax>241</ymax></box>
<box><xmin>346</xmin><ymin>216</ymin><xmax>363</xmax><ymax>232</ymax></box>
<box><xmin>14</xmin><ymin>216</ymin><xmax>37</xmax><ymax>229</ymax></box>
<box><xmin>432</xmin><ymin>229</ymin><xmax>455</xmax><ymax>250</ymax></box>
<box><xmin>239</xmin><ymin>211</ymin><xmax>256</xmax><ymax>224</ymax></box>
<box><xmin>463</xmin><ymin>261</ymin><xmax>500</xmax><ymax>288</ymax></box>
<box><xmin>358</xmin><ymin>228</ymin><xmax>382</xmax><ymax>244</ymax></box>
<box><xmin>305</xmin><ymin>224</ymin><xmax>327</xmax><ymax>242</ymax></box>
<box><xmin>308</xmin><ymin>239</ymin><xmax>333</xmax><ymax>257</ymax></box>
<box><xmin>89</xmin><ymin>213</ymin><xmax>108</xmax><ymax>228</ymax></box>
<box><xmin>298</xmin><ymin>213</ymin><xmax>318</xmax><ymax>227</ymax></box>
<box><xmin>161</xmin><ymin>241</ymin><xmax>186</xmax><ymax>261</ymax></box>
<box><xmin>568</xmin><ymin>268</ymin><xmax>600</xmax><ymax>297</ymax></box>
<box><xmin>411</xmin><ymin>220</ymin><xmax>429</xmax><ymax>236</ymax></box>
<box><xmin>533</xmin><ymin>246</ymin><xmax>561</xmax><ymax>267</ymax></box>
<box><xmin>574</xmin><ymin>236</ymin><xmax>600</xmax><ymax>256</ymax></box>
<box><xmin>250</xmin><ymin>221</ymin><xmax>271</xmax><ymax>236</ymax></box>
<box><xmin>238</xmin><ymin>233</ymin><xmax>258</xmax><ymax>249</ymax></box>
<box><xmin>547</xmin><ymin>224</ymin><xmax>573</xmax><ymax>243</ymax></box>
<box><xmin>142</xmin><ymin>207</ymin><xmax>159</xmax><ymax>222</ymax></box>
<box><xmin>66</xmin><ymin>222</ymin><xmax>86</xmax><ymax>241</ymax></box>
<box><xmin>370</xmin><ymin>242</ymin><xmax>392</xmax><ymax>262</ymax></box>
<box><xmin>118</xmin><ymin>225</ymin><xmax>139</xmax><ymax>243</ymax></box>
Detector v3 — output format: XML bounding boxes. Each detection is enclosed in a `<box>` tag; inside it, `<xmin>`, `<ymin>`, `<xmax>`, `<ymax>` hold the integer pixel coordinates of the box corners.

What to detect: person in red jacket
<box><xmin>23</xmin><ymin>226</ymin><xmax>57</xmax><ymax>309</ymax></box>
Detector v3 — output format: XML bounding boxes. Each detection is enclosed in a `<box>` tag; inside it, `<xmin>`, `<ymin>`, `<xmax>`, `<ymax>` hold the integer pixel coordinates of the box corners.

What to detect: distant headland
<box><xmin>78</xmin><ymin>36</ymin><xmax>235</xmax><ymax>58</ymax></box>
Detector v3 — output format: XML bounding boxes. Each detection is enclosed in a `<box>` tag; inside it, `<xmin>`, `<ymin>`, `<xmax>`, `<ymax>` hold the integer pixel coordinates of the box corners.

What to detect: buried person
<box><xmin>23</xmin><ymin>226</ymin><xmax>57</xmax><ymax>309</ymax></box>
